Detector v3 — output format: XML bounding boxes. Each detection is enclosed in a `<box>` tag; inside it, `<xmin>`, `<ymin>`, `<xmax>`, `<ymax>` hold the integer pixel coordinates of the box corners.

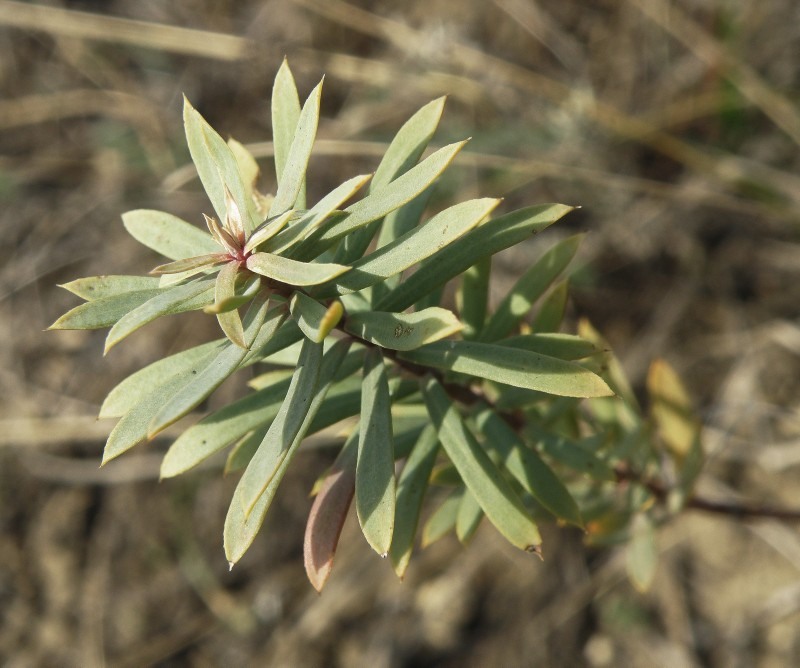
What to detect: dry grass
<box><xmin>2</xmin><ymin>0</ymin><xmax>800</xmax><ymax>665</ymax></box>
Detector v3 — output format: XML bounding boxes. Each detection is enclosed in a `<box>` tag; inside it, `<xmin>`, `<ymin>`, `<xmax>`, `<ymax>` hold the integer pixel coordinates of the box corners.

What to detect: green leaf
<box><xmin>376</xmin><ymin>204</ymin><xmax>574</xmax><ymax>313</ymax></box>
<box><xmin>269</xmin><ymin>78</ymin><xmax>323</xmax><ymax>217</ymax></box>
<box><xmin>402</xmin><ymin>341</ymin><xmax>612</xmax><ymax>398</ymax></box>
<box><xmin>211</xmin><ymin>261</ymin><xmax>246</xmax><ymax>348</ymax></box>
<box><xmin>344</xmin><ymin>307</ymin><xmax>463</xmax><ymax>351</ymax></box>
<box><xmin>243</xmin><ymin>210</ymin><xmax>294</xmax><ymax>254</ymax></box>
<box><xmin>122</xmin><ymin>209</ymin><xmax>219</xmax><ymax>260</ymax></box>
<box><xmin>532</xmin><ymin>279</ymin><xmax>569</xmax><ymax>332</ymax></box>
<box><xmin>626</xmin><ymin>513</ymin><xmax>658</xmax><ymax>592</ymax></box>
<box><xmin>356</xmin><ymin>348</ymin><xmax>396</xmax><ymax>556</ymax></box>
<box><xmin>421</xmin><ymin>489</ymin><xmax>462</xmax><ymax>547</ymax></box>
<box><xmin>532</xmin><ymin>429</ymin><xmax>615</xmax><ymax>482</ymax></box>
<box><xmin>457</xmin><ymin>255</ymin><xmax>491</xmax><ymax>339</ymax></box>
<box><xmin>290</xmin><ymin>291</ymin><xmax>343</xmax><ymax>343</ymax></box>
<box><xmin>237</xmin><ymin>337</ymin><xmax>323</xmax><ymax>518</ymax></box>
<box><xmin>481</xmin><ymin>234</ymin><xmax>583</xmax><ymax>342</ymax></box>
<box><xmin>499</xmin><ymin>333</ymin><xmax>600</xmax><ymax>360</ymax></box>
<box><xmin>150</xmin><ymin>253</ymin><xmax>228</xmax><ymax>275</ymax></box>
<box><xmin>455</xmin><ymin>488</ymin><xmax>483</xmax><ymax>544</ymax></box>
<box><xmin>389</xmin><ymin>425</ymin><xmax>440</xmax><ymax>578</ymax></box>
<box><xmin>104</xmin><ymin>277</ymin><xmax>215</xmax><ymax>353</ymax></box>
<box><xmin>246</xmin><ymin>252</ymin><xmax>350</xmax><ymax>286</ymax></box>
<box><xmin>271</xmin><ymin>59</ymin><xmax>302</xmax><ymax>195</ymax></box>
<box><xmin>227</xmin><ymin>138</ymin><xmax>260</xmax><ymax>202</ymax></box>
<box><xmin>148</xmin><ymin>294</ymin><xmax>271</xmax><ymax>436</ymax></box>
<box><xmin>321</xmin><ymin>198</ymin><xmax>499</xmax><ymax>296</ymax></box>
<box><xmin>49</xmin><ymin>289</ymin><xmax>162</xmax><ymax>330</ymax></box>
<box><xmin>100</xmin><ymin>340</ymin><xmax>223</xmax><ymax>418</ymax></box>
<box><xmin>304</xmin><ymin>431</ymin><xmax>358</xmax><ymax>592</ymax></box>
<box><xmin>224</xmin><ymin>339</ymin><xmax>351</xmax><ymax>566</ymax></box>
<box><xmin>422</xmin><ymin>377</ymin><xmax>542</xmax><ymax>553</ymax></box>
<box><xmin>297</xmin><ymin>141</ymin><xmax>468</xmax><ymax>256</ymax></box>
<box><xmin>59</xmin><ymin>275</ymin><xmax>161</xmax><ymax>301</ymax></box>
<box><xmin>578</xmin><ymin>319</ymin><xmax>639</xmax><ymax>410</ymax></box>
<box><xmin>203</xmin><ymin>274</ymin><xmax>261</xmax><ymax>314</ymax></box>
<box><xmin>474</xmin><ymin>408</ymin><xmax>582</xmax><ymax>527</ymax></box>
<box><xmin>268</xmin><ymin>175</ymin><xmax>371</xmax><ymax>255</ymax></box>
<box><xmin>184</xmin><ymin>98</ymin><xmax>258</xmax><ymax>233</ymax></box>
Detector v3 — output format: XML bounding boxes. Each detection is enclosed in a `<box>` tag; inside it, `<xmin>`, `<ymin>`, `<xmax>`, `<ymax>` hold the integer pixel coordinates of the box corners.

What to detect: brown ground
<box><xmin>3</xmin><ymin>1</ymin><xmax>800</xmax><ymax>666</ymax></box>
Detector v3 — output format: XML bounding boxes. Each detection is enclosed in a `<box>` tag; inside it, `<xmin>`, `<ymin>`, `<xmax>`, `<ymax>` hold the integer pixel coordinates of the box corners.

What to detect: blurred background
<box><xmin>3</xmin><ymin>0</ymin><xmax>800</xmax><ymax>665</ymax></box>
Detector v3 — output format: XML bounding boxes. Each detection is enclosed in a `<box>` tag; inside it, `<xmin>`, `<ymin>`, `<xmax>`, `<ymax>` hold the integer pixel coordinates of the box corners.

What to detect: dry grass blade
<box><xmin>0</xmin><ymin>0</ymin><xmax>251</xmax><ymax>60</ymax></box>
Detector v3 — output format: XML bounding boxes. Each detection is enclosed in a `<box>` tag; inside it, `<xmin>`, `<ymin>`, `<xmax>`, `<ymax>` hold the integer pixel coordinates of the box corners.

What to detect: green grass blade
<box><xmin>481</xmin><ymin>235</ymin><xmax>583</xmax><ymax>342</ymax></box>
<box><xmin>356</xmin><ymin>348</ymin><xmax>396</xmax><ymax>556</ymax></box>
<box><xmin>246</xmin><ymin>252</ymin><xmax>350</xmax><ymax>286</ymax></box>
<box><xmin>376</xmin><ymin>204</ymin><xmax>574</xmax><ymax>313</ymax></box>
<box><xmin>402</xmin><ymin>340</ymin><xmax>612</xmax><ymax>398</ymax></box>
<box><xmin>422</xmin><ymin>377</ymin><xmax>542</xmax><ymax>553</ymax></box>
<box><xmin>269</xmin><ymin>78</ymin><xmax>323</xmax><ymax>216</ymax></box>
<box><xmin>389</xmin><ymin>425</ymin><xmax>440</xmax><ymax>578</ymax></box>
<box><xmin>59</xmin><ymin>275</ymin><xmax>161</xmax><ymax>301</ymax></box>
<box><xmin>344</xmin><ymin>307</ymin><xmax>463</xmax><ymax>351</ymax></box>
<box><xmin>122</xmin><ymin>209</ymin><xmax>219</xmax><ymax>260</ymax></box>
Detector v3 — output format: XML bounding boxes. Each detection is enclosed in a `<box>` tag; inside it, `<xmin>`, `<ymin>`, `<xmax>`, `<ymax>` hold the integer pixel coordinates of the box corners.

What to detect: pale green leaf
<box><xmin>401</xmin><ymin>340</ymin><xmax>613</xmax><ymax>398</ymax></box>
<box><xmin>455</xmin><ymin>488</ymin><xmax>483</xmax><ymax>544</ymax></box>
<box><xmin>481</xmin><ymin>234</ymin><xmax>583</xmax><ymax>342</ymax></box>
<box><xmin>243</xmin><ymin>209</ymin><xmax>294</xmax><ymax>254</ymax></box>
<box><xmin>344</xmin><ymin>307</ymin><xmax>463</xmax><ymax>351</ymax></box>
<box><xmin>290</xmin><ymin>291</ymin><xmax>342</xmax><ymax>343</ymax></box>
<box><xmin>321</xmin><ymin>198</ymin><xmax>499</xmax><ymax>296</ymax></box>
<box><xmin>225</xmin><ymin>339</ymin><xmax>351</xmax><ymax>565</ymax></box>
<box><xmin>376</xmin><ymin>204</ymin><xmax>574</xmax><ymax>313</ymax></box>
<box><xmin>212</xmin><ymin>261</ymin><xmax>245</xmax><ymax>348</ymax></box>
<box><xmin>203</xmin><ymin>274</ymin><xmax>261</xmax><ymax>314</ymax></box>
<box><xmin>423</xmin><ymin>377</ymin><xmax>542</xmax><ymax>553</ymax></box>
<box><xmin>100</xmin><ymin>340</ymin><xmax>223</xmax><ymax>418</ymax></box>
<box><xmin>150</xmin><ymin>253</ymin><xmax>227</xmax><ymax>275</ymax></box>
<box><xmin>238</xmin><ymin>337</ymin><xmax>323</xmax><ymax>518</ymax></box>
<box><xmin>104</xmin><ymin>277</ymin><xmax>215</xmax><ymax>353</ymax></box>
<box><xmin>246</xmin><ymin>252</ymin><xmax>350</xmax><ymax>286</ymax></box>
<box><xmin>499</xmin><ymin>333</ymin><xmax>600</xmax><ymax>360</ymax></box>
<box><xmin>421</xmin><ymin>490</ymin><xmax>462</xmax><ymax>547</ymax></box>
<box><xmin>389</xmin><ymin>425</ymin><xmax>440</xmax><ymax>577</ymax></box>
<box><xmin>147</xmin><ymin>294</ymin><xmax>271</xmax><ymax>436</ymax></box>
<box><xmin>532</xmin><ymin>279</ymin><xmax>569</xmax><ymax>332</ymax></box>
<box><xmin>271</xmin><ymin>59</ymin><xmax>302</xmax><ymax>188</ymax></box>
<box><xmin>356</xmin><ymin>348</ymin><xmax>396</xmax><ymax>556</ymax></box>
<box><xmin>59</xmin><ymin>275</ymin><xmax>161</xmax><ymax>301</ymax></box>
<box><xmin>475</xmin><ymin>408</ymin><xmax>582</xmax><ymax>527</ymax></box>
<box><xmin>456</xmin><ymin>255</ymin><xmax>491</xmax><ymax>339</ymax></box>
<box><xmin>627</xmin><ymin>513</ymin><xmax>658</xmax><ymax>592</ymax></box>
<box><xmin>49</xmin><ymin>289</ymin><xmax>161</xmax><ymax>330</ymax></box>
<box><xmin>122</xmin><ymin>209</ymin><xmax>219</xmax><ymax>260</ymax></box>
<box><xmin>269</xmin><ymin>78</ymin><xmax>323</xmax><ymax>216</ymax></box>
<box><xmin>227</xmin><ymin>138</ymin><xmax>260</xmax><ymax>201</ymax></box>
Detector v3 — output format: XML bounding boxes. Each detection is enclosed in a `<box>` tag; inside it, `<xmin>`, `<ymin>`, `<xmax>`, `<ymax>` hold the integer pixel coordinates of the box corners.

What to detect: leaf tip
<box><xmin>526</xmin><ymin>544</ymin><xmax>544</xmax><ymax>560</ymax></box>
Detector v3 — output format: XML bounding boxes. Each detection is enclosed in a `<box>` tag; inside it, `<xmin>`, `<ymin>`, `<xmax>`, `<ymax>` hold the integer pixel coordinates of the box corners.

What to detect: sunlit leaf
<box><xmin>272</xmin><ymin>58</ymin><xmax>303</xmax><ymax>201</ymax></box>
<box><xmin>499</xmin><ymin>333</ymin><xmax>600</xmax><ymax>360</ymax></box>
<box><xmin>402</xmin><ymin>340</ymin><xmax>612</xmax><ymax>398</ymax></box>
<box><xmin>59</xmin><ymin>275</ymin><xmax>161</xmax><ymax>301</ymax></box>
<box><xmin>423</xmin><ymin>377</ymin><xmax>542</xmax><ymax>553</ymax></box>
<box><xmin>532</xmin><ymin>279</ymin><xmax>569</xmax><ymax>332</ymax></box>
<box><xmin>227</xmin><ymin>138</ymin><xmax>260</xmax><ymax>202</ymax></box>
<box><xmin>243</xmin><ymin>209</ymin><xmax>294</xmax><ymax>254</ymax></box>
<box><xmin>122</xmin><ymin>209</ymin><xmax>219</xmax><ymax>260</ymax></box>
<box><xmin>356</xmin><ymin>348</ymin><xmax>396</xmax><ymax>556</ymax></box>
<box><xmin>48</xmin><ymin>289</ymin><xmax>162</xmax><ymax>330</ymax></box>
<box><xmin>203</xmin><ymin>274</ymin><xmax>261</xmax><ymax>315</ymax></box>
<box><xmin>290</xmin><ymin>291</ymin><xmax>343</xmax><ymax>343</ymax></box>
<box><xmin>376</xmin><ymin>204</ymin><xmax>574</xmax><ymax>313</ymax></box>
<box><xmin>344</xmin><ymin>307</ymin><xmax>463</xmax><ymax>351</ymax></box>
<box><xmin>481</xmin><ymin>235</ymin><xmax>583</xmax><ymax>342</ymax></box>
<box><xmin>246</xmin><ymin>252</ymin><xmax>350</xmax><ymax>286</ymax></box>
<box><xmin>150</xmin><ymin>253</ymin><xmax>228</xmax><ymax>275</ymax></box>
<box><xmin>210</xmin><ymin>261</ymin><xmax>245</xmax><ymax>348</ymax></box>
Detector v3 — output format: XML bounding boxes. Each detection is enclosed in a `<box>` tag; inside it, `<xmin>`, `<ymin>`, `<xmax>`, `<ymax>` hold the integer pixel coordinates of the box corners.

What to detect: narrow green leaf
<box><xmin>203</xmin><ymin>274</ymin><xmax>261</xmax><ymax>314</ymax></box>
<box><xmin>122</xmin><ymin>209</ymin><xmax>219</xmax><ymax>260</ymax></box>
<box><xmin>227</xmin><ymin>138</ymin><xmax>260</xmax><ymax>201</ymax></box>
<box><xmin>321</xmin><ymin>198</ymin><xmax>499</xmax><ymax>296</ymax></box>
<box><xmin>49</xmin><ymin>289</ymin><xmax>161</xmax><ymax>330</ymax></box>
<box><xmin>532</xmin><ymin>279</ymin><xmax>569</xmax><ymax>332</ymax></box>
<box><xmin>104</xmin><ymin>277</ymin><xmax>215</xmax><ymax>353</ymax></box>
<box><xmin>344</xmin><ymin>307</ymin><xmax>463</xmax><ymax>351</ymax></box>
<box><xmin>421</xmin><ymin>490</ymin><xmax>462</xmax><ymax>547</ymax></box>
<box><xmin>376</xmin><ymin>204</ymin><xmax>574</xmax><ymax>313</ymax></box>
<box><xmin>389</xmin><ymin>425</ymin><xmax>440</xmax><ymax>578</ymax></box>
<box><xmin>499</xmin><ymin>333</ymin><xmax>600</xmax><ymax>360</ymax></box>
<box><xmin>475</xmin><ymin>408</ymin><xmax>582</xmax><ymax>527</ymax></box>
<box><xmin>184</xmin><ymin>98</ymin><xmax>258</xmax><ymax>233</ymax></box>
<box><xmin>402</xmin><ymin>341</ymin><xmax>613</xmax><ymax>398</ymax></box>
<box><xmin>150</xmin><ymin>253</ymin><xmax>227</xmax><ymax>275</ymax></box>
<box><xmin>304</xmin><ymin>431</ymin><xmax>358</xmax><ymax>591</ymax></box>
<box><xmin>243</xmin><ymin>209</ymin><xmax>294</xmax><ymax>254</ymax></box>
<box><xmin>148</xmin><ymin>294</ymin><xmax>271</xmax><ymax>436</ymax></box>
<box><xmin>238</xmin><ymin>337</ymin><xmax>323</xmax><ymax>518</ymax></box>
<box><xmin>356</xmin><ymin>349</ymin><xmax>396</xmax><ymax>556</ymax></box>
<box><xmin>244</xmin><ymin>315</ymin><xmax>300</xmax><ymax>365</ymax></box>
<box><xmin>457</xmin><ymin>255</ymin><xmax>491</xmax><ymax>339</ymax></box>
<box><xmin>224</xmin><ymin>339</ymin><xmax>351</xmax><ymax>566</ymax></box>
<box><xmin>578</xmin><ymin>319</ymin><xmax>639</xmax><ymax>410</ymax></box>
<box><xmin>455</xmin><ymin>488</ymin><xmax>483</xmax><ymax>544</ymax></box>
<box><xmin>100</xmin><ymin>340</ymin><xmax>223</xmax><ymax>418</ymax></box>
<box><xmin>212</xmin><ymin>261</ymin><xmax>246</xmax><ymax>348</ymax></box>
<box><xmin>269</xmin><ymin>78</ymin><xmax>323</xmax><ymax>217</ymax></box>
<box><xmin>271</xmin><ymin>59</ymin><xmax>302</xmax><ymax>188</ymax></box>
<box><xmin>422</xmin><ymin>377</ymin><xmax>542</xmax><ymax>553</ymax></box>
<box><xmin>532</xmin><ymin>429</ymin><xmax>615</xmax><ymax>482</ymax></box>
<box><xmin>297</xmin><ymin>141</ymin><xmax>468</xmax><ymax>256</ymax></box>
<box><xmin>246</xmin><ymin>252</ymin><xmax>350</xmax><ymax>286</ymax></box>
<box><xmin>481</xmin><ymin>234</ymin><xmax>583</xmax><ymax>342</ymax></box>
<box><xmin>59</xmin><ymin>275</ymin><xmax>161</xmax><ymax>301</ymax></box>
<box><xmin>290</xmin><ymin>291</ymin><xmax>342</xmax><ymax>343</ymax></box>
<box><xmin>627</xmin><ymin>513</ymin><xmax>658</xmax><ymax>592</ymax></box>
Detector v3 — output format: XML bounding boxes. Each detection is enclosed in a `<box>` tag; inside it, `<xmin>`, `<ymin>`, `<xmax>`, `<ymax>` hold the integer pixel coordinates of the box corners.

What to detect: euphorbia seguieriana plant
<box><xmin>51</xmin><ymin>61</ymin><xmax>704</xmax><ymax>591</ymax></box>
